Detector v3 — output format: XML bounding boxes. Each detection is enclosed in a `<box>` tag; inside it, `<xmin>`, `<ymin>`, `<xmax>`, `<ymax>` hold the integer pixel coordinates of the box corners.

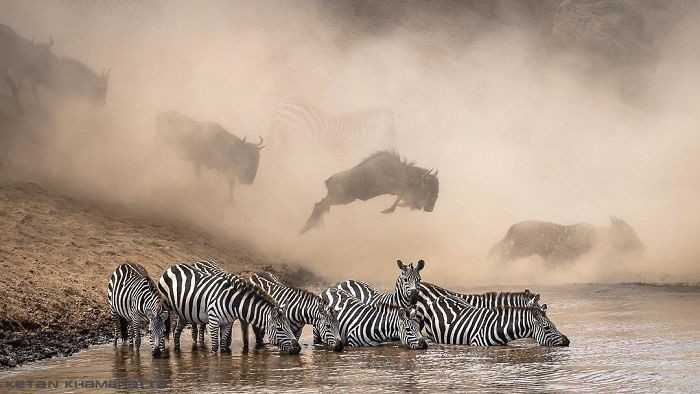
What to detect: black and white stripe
<box><xmin>157</xmin><ymin>262</ymin><xmax>239</xmax><ymax>351</ymax></box>
<box><xmin>250</xmin><ymin>272</ymin><xmax>344</xmax><ymax>351</ymax></box>
<box><xmin>319</xmin><ymin>288</ymin><xmax>427</xmax><ymax>349</ymax></box>
<box><xmin>207</xmin><ymin>281</ymin><xmax>301</xmax><ymax>354</ymax></box>
<box><xmin>107</xmin><ymin>263</ymin><xmax>169</xmax><ymax>357</ymax></box>
<box><xmin>416</xmin><ymin>290</ymin><xmax>569</xmax><ymax>346</ymax></box>
<box><xmin>271</xmin><ymin>102</ymin><xmax>396</xmax><ymax>157</ymax></box>
<box><xmin>331</xmin><ymin>259</ymin><xmax>425</xmax><ymax>308</ymax></box>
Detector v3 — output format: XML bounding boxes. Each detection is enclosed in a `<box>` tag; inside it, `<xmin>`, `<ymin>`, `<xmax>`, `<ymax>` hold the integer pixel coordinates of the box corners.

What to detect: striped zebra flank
<box><xmin>320</xmin><ymin>288</ymin><xmax>427</xmax><ymax>349</ymax></box>
<box><xmin>107</xmin><ymin>263</ymin><xmax>169</xmax><ymax>357</ymax></box>
<box><xmin>250</xmin><ymin>272</ymin><xmax>344</xmax><ymax>351</ymax></box>
<box><xmin>207</xmin><ymin>281</ymin><xmax>301</xmax><ymax>354</ymax></box>
<box><xmin>157</xmin><ymin>262</ymin><xmax>241</xmax><ymax>351</ymax></box>
<box><xmin>416</xmin><ymin>290</ymin><xmax>570</xmax><ymax>347</ymax></box>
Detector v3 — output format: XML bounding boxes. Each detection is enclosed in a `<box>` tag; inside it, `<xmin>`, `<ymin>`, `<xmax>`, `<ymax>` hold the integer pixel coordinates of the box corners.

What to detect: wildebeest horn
<box><xmin>257</xmin><ymin>136</ymin><xmax>264</xmax><ymax>146</ymax></box>
<box><xmin>241</xmin><ymin>136</ymin><xmax>247</xmax><ymax>144</ymax></box>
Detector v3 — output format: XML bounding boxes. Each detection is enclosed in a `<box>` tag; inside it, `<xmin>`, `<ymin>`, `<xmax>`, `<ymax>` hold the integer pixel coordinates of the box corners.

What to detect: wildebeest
<box><xmin>488</xmin><ymin>216</ymin><xmax>644</xmax><ymax>263</ymax></box>
<box><xmin>156</xmin><ymin>111</ymin><xmax>264</xmax><ymax>200</ymax></box>
<box><xmin>46</xmin><ymin>56</ymin><xmax>109</xmax><ymax>106</ymax></box>
<box><xmin>300</xmin><ymin>151</ymin><xmax>439</xmax><ymax>233</ymax></box>
<box><xmin>0</xmin><ymin>24</ymin><xmax>54</xmax><ymax>114</ymax></box>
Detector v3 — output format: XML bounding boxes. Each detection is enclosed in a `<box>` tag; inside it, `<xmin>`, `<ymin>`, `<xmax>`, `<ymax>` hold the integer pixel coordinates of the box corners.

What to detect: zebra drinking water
<box><xmin>107</xmin><ymin>263</ymin><xmax>169</xmax><ymax>357</ymax></box>
<box><xmin>330</xmin><ymin>259</ymin><xmax>425</xmax><ymax>308</ymax></box>
<box><xmin>250</xmin><ymin>272</ymin><xmax>344</xmax><ymax>352</ymax></box>
<box><xmin>319</xmin><ymin>288</ymin><xmax>427</xmax><ymax>349</ymax></box>
<box><xmin>207</xmin><ymin>281</ymin><xmax>301</xmax><ymax>354</ymax></box>
<box><xmin>416</xmin><ymin>291</ymin><xmax>569</xmax><ymax>346</ymax></box>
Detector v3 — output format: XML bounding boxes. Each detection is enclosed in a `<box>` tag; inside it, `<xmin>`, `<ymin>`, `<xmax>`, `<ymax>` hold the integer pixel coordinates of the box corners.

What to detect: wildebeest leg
<box><xmin>300</xmin><ymin>196</ymin><xmax>332</xmax><ymax>234</ymax></box>
<box><xmin>381</xmin><ymin>195</ymin><xmax>402</xmax><ymax>214</ymax></box>
<box><xmin>5</xmin><ymin>75</ymin><xmax>23</xmax><ymax>115</ymax></box>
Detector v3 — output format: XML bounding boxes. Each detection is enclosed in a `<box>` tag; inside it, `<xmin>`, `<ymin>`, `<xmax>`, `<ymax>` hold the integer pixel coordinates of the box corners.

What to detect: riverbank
<box><xmin>0</xmin><ymin>181</ymin><xmax>324</xmax><ymax>369</ymax></box>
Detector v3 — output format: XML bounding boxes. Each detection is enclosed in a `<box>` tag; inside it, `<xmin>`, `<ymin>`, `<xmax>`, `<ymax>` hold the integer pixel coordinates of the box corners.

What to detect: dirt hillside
<box><xmin>0</xmin><ymin>180</ymin><xmax>323</xmax><ymax>367</ymax></box>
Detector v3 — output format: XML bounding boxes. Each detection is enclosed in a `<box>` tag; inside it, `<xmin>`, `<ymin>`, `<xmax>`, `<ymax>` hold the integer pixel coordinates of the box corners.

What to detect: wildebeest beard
<box><xmin>232</xmin><ymin>137</ymin><xmax>263</xmax><ymax>184</ymax></box>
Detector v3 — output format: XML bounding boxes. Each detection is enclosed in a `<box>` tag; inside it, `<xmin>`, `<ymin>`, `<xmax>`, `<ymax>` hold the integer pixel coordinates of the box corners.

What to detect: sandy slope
<box><xmin>0</xmin><ymin>181</ymin><xmax>321</xmax><ymax>367</ymax></box>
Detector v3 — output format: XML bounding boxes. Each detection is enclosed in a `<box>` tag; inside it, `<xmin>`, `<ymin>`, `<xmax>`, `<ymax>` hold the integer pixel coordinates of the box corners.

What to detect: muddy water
<box><xmin>1</xmin><ymin>284</ymin><xmax>699</xmax><ymax>393</ymax></box>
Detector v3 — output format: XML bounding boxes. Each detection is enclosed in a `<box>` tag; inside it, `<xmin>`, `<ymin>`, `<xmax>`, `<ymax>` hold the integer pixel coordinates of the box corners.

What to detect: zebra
<box><xmin>107</xmin><ymin>263</ymin><xmax>169</xmax><ymax>357</ymax></box>
<box><xmin>250</xmin><ymin>272</ymin><xmax>344</xmax><ymax>352</ymax></box>
<box><xmin>319</xmin><ymin>288</ymin><xmax>427</xmax><ymax>349</ymax></box>
<box><xmin>416</xmin><ymin>290</ymin><xmax>569</xmax><ymax>346</ymax></box>
<box><xmin>157</xmin><ymin>263</ymin><xmax>241</xmax><ymax>352</ymax></box>
<box><xmin>329</xmin><ymin>259</ymin><xmax>425</xmax><ymax>308</ymax></box>
<box><xmin>420</xmin><ymin>281</ymin><xmax>537</xmax><ymax>309</ymax></box>
<box><xmin>270</xmin><ymin>101</ymin><xmax>397</xmax><ymax>160</ymax></box>
<box><xmin>207</xmin><ymin>280</ymin><xmax>301</xmax><ymax>354</ymax></box>
<box><xmin>178</xmin><ymin>259</ymin><xmax>246</xmax><ymax>348</ymax></box>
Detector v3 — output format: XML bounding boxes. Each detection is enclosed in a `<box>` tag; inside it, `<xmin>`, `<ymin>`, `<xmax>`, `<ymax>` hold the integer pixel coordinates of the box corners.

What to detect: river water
<box><xmin>1</xmin><ymin>284</ymin><xmax>698</xmax><ymax>393</ymax></box>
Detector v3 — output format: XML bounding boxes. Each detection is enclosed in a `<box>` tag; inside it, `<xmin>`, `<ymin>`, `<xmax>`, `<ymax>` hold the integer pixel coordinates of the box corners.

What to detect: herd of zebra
<box><xmin>107</xmin><ymin>259</ymin><xmax>569</xmax><ymax>358</ymax></box>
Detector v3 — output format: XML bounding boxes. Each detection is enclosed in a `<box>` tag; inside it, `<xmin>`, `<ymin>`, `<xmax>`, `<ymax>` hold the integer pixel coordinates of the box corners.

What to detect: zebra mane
<box><xmin>237</xmin><ymin>279</ymin><xmax>281</xmax><ymax>307</ymax></box>
<box><xmin>330</xmin><ymin>287</ymin><xmax>408</xmax><ymax>313</ymax></box>
<box><xmin>128</xmin><ymin>263</ymin><xmax>159</xmax><ymax>293</ymax></box>
<box><xmin>254</xmin><ymin>274</ymin><xmax>327</xmax><ymax>306</ymax></box>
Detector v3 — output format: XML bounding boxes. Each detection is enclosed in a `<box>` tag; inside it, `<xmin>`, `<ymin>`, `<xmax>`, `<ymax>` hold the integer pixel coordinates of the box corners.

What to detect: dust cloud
<box><xmin>1</xmin><ymin>1</ymin><xmax>699</xmax><ymax>287</ymax></box>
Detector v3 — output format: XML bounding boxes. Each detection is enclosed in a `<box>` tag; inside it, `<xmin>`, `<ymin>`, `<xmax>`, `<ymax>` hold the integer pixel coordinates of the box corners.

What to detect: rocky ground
<box><xmin>0</xmin><ymin>181</ymin><xmax>324</xmax><ymax>369</ymax></box>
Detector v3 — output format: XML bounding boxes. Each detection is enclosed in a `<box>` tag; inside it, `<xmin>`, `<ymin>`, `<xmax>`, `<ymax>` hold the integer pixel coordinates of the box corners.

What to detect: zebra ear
<box><xmin>524</xmin><ymin>289</ymin><xmax>530</xmax><ymax>295</ymax></box>
<box><xmin>416</xmin><ymin>260</ymin><xmax>425</xmax><ymax>272</ymax></box>
<box><xmin>533</xmin><ymin>294</ymin><xmax>540</xmax><ymax>305</ymax></box>
<box><xmin>396</xmin><ymin>259</ymin><xmax>406</xmax><ymax>270</ymax></box>
<box><xmin>541</xmin><ymin>304</ymin><xmax>547</xmax><ymax>312</ymax></box>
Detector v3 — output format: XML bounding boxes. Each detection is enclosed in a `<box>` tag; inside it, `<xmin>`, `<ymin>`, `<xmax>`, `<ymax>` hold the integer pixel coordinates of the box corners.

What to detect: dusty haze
<box><xmin>2</xmin><ymin>0</ymin><xmax>699</xmax><ymax>287</ymax></box>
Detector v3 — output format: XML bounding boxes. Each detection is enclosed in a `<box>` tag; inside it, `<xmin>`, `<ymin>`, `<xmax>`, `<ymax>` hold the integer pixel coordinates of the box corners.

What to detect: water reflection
<box><xmin>0</xmin><ymin>284</ymin><xmax>698</xmax><ymax>393</ymax></box>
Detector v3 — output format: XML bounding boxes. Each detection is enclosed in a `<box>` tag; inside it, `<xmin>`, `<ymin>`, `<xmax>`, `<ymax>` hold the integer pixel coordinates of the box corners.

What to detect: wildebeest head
<box><xmin>405</xmin><ymin>169</ymin><xmax>439</xmax><ymax>212</ymax></box>
<box><xmin>608</xmin><ymin>216</ymin><xmax>644</xmax><ymax>253</ymax></box>
<box><xmin>232</xmin><ymin>136</ymin><xmax>264</xmax><ymax>184</ymax></box>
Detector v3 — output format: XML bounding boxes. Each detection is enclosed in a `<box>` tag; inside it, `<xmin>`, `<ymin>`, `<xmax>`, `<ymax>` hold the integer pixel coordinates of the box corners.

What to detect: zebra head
<box><xmin>398</xmin><ymin>307</ymin><xmax>428</xmax><ymax>350</ymax></box>
<box><xmin>396</xmin><ymin>259</ymin><xmax>425</xmax><ymax>305</ymax></box>
<box><xmin>264</xmin><ymin>304</ymin><xmax>301</xmax><ymax>354</ymax></box>
<box><xmin>315</xmin><ymin>302</ymin><xmax>344</xmax><ymax>352</ymax></box>
<box><xmin>144</xmin><ymin>299</ymin><xmax>170</xmax><ymax>357</ymax></box>
<box><xmin>528</xmin><ymin>295</ymin><xmax>570</xmax><ymax>347</ymax></box>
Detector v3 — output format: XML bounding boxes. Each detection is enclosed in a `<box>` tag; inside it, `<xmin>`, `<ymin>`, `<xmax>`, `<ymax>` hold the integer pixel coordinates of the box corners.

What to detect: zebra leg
<box><xmin>208</xmin><ymin>320</ymin><xmax>220</xmax><ymax>353</ymax></box>
<box><xmin>173</xmin><ymin>317</ymin><xmax>186</xmax><ymax>351</ymax></box>
<box><xmin>240</xmin><ymin>322</ymin><xmax>250</xmax><ymax>352</ymax></box>
<box><xmin>111</xmin><ymin>312</ymin><xmax>120</xmax><ymax>347</ymax></box>
<box><xmin>312</xmin><ymin>327</ymin><xmax>322</xmax><ymax>345</ymax></box>
<box><xmin>128</xmin><ymin>321</ymin><xmax>135</xmax><ymax>349</ymax></box>
<box><xmin>253</xmin><ymin>326</ymin><xmax>265</xmax><ymax>349</ymax></box>
<box><xmin>199</xmin><ymin>324</ymin><xmax>206</xmax><ymax>346</ymax></box>
<box><xmin>191</xmin><ymin>323</ymin><xmax>199</xmax><ymax>347</ymax></box>
<box><xmin>381</xmin><ymin>195</ymin><xmax>402</xmax><ymax>214</ymax></box>
<box><xmin>220</xmin><ymin>324</ymin><xmax>233</xmax><ymax>353</ymax></box>
<box><xmin>133</xmin><ymin>321</ymin><xmax>142</xmax><ymax>351</ymax></box>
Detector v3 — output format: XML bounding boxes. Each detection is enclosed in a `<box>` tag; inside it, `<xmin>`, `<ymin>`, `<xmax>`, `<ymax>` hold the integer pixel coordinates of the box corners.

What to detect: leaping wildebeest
<box><xmin>0</xmin><ymin>24</ymin><xmax>54</xmax><ymax>114</ymax></box>
<box><xmin>300</xmin><ymin>151</ymin><xmax>438</xmax><ymax>233</ymax></box>
<box><xmin>488</xmin><ymin>216</ymin><xmax>644</xmax><ymax>263</ymax></box>
<box><xmin>156</xmin><ymin>111</ymin><xmax>264</xmax><ymax>200</ymax></box>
